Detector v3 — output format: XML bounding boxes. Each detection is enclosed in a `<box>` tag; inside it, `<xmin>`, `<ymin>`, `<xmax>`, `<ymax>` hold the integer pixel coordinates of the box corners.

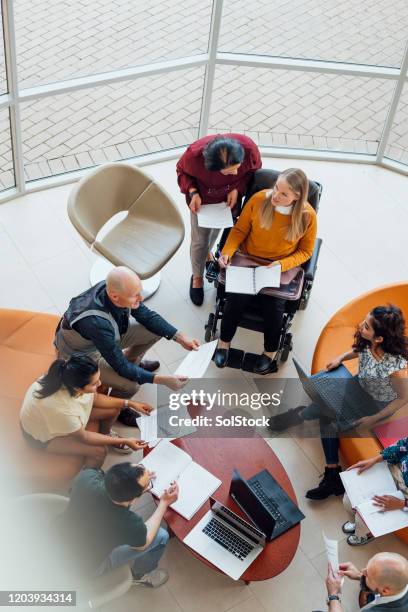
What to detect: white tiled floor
<box><xmin>1</xmin><ymin>158</ymin><xmax>408</xmax><ymax>611</ymax></box>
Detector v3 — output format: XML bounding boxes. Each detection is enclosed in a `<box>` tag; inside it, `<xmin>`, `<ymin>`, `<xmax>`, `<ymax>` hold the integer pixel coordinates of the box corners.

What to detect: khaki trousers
<box><xmin>190</xmin><ymin>211</ymin><xmax>220</xmax><ymax>277</ymax></box>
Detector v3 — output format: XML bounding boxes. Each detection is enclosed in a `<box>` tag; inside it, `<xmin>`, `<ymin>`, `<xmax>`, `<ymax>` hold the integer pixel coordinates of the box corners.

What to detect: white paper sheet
<box><xmin>323</xmin><ymin>532</ymin><xmax>339</xmax><ymax>572</ymax></box>
<box><xmin>340</xmin><ymin>463</ymin><xmax>397</xmax><ymax>509</ymax></box>
<box><xmin>197</xmin><ymin>203</ymin><xmax>234</xmax><ymax>228</ymax></box>
<box><xmin>225</xmin><ymin>266</ymin><xmax>255</xmax><ymax>294</ymax></box>
<box><xmin>254</xmin><ymin>265</ymin><xmax>281</xmax><ymax>292</ymax></box>
<box><xmin>136</xmin><ymin>410</ymin><xmax>158</xmax><ymax>444</ymax></box>
<box><xmin>357</xmin><ymin>491</ymin><xmax>408</xmax><ymax>537</ymax></box>
<box><xmin>174</xmin><ymin>340</ymin><xmax>218</xmax><ymax>378</ymax></box>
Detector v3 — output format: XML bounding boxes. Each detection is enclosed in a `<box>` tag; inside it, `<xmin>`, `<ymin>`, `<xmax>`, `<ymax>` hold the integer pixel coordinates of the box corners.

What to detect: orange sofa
<box><xmin>311</xmin><ymin>282</ymin><xmax>408</xmax><ymax>544</ymax></box>
<box><xmin>0</xmin><ymin>309</ymin><xmax>96</xmax><ymax>493</ymax></box>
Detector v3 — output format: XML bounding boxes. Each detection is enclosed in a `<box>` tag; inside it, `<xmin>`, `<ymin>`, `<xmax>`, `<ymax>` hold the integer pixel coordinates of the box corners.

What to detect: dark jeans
<box><xmin>302</xmin><ymin>397</ymin><xmax>388</xmax><ymax>465</ymax></box>
<box><xmin>220</xmin><ymin>292</ymin><xmax>286</xmax><ymax>352</ymax></box>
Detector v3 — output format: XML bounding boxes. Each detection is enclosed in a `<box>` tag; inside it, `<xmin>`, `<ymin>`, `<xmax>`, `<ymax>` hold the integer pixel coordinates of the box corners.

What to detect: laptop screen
<box><xmin>229</xmin><ymin>470</ymin><xmax>275</xmax><ymax>540</ymax></box>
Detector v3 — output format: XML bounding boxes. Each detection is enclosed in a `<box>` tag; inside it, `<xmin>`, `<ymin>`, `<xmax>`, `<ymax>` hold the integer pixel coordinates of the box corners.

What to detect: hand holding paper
<box><xmin>197</xmin><ymin>203</ymin><xmax>234</xmax><ymax>229</ymax></box>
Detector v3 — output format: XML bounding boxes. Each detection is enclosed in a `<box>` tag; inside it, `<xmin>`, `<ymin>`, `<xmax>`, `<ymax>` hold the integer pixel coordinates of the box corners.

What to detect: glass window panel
<box><xmin>14</xmin><ymin>0</ymin><xmax>212</xmax><ymax>89</ymax></box>
<box><xmin>0</xmin><ymin>4</ymin><xmax>7</xmax><ymax>94</ymax></box>
<box><xmin>384</xmin><ymin>83</ymin><xmax>408</xmax><ymax>165</ymax></box>
<box><xmin>209</xmin><ymin>66</ymin><xmax>395</xmax><ymax>155</ymax></box>
<box><xmin>0</xmin><ymin>108</ymin><xmax>15</xmax><ymax>190</ymax></box>
<box><xmin>20</xmin><ymin>67</ymin><xmax>204</xmax><ymax>181</ymax></box>
<box><xmin>219</xmin><ymin>0</ymin><xmax>408</xmax><ymax>68</ymax></box>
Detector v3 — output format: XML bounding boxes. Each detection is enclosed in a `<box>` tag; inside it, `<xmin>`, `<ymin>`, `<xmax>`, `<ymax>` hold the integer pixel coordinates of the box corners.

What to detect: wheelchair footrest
<box><xmin>241</xmin><ymin>352</ymin><xmax>260</xmax><ymax>373</ymax></box>
<box><xmin>225</xmin><ymin>348</ymin><xmax>245</xmax><ymax>369</ymax></box>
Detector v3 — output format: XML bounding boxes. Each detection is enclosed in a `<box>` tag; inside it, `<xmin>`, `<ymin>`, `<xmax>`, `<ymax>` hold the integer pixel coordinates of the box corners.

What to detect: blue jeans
<box><xmin>96</xmin><ymin>527</ymin><xmax>169</xmax><ymax>579</ymax></box>
<box><xmin>301</xmin><ymin>402</ymin><xmax>341</xmax><ymax>465</ymax></box>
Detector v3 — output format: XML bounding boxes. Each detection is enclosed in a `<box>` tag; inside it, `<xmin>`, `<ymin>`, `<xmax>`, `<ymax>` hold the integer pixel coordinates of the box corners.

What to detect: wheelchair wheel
<box><xmin>204</xmin><ymin>313</ymin><xmax>216</xmax><ymax>342</ymax></box>
<box><xmin>280</xmin><ymin>333</ymin><xmax>293</xmax><ymax>362</ymax></box>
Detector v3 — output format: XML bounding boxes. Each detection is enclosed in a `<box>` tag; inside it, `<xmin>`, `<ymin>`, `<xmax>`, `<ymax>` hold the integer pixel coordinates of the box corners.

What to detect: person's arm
<box><xmin>92</xmin><ymin>393</ymin><xmax>153</xmax><ymax>416</ymax></box>
<box><xmin>71</xmin><ymin>426</ymin><xmax>147</xmax><ymax>451</ymax></box>
<box><xmin>176</xmin><ymin>148</ymin><xmax>198</xmax><ymax>195</ymax></box>
<box><xmin>325</xmin><ymin>563</ymin><xmax>345</xmax><ymax>612</ymax></box>
<box><xmin>131</xmin><ymin>303</ymin><xmax>177</xmax><ymax>340</ymax></box>
<box><xmin>355</xmin><ymin>370</ymin><xmax>408</xmax><ymax>428</ymax></box>
<box><xmin>133</xmin><ymin>482</ymin><xmax>179</xmax><ymax>549</ymax></box>
<box><xmin>274</xmin><ymin>209</ymin><xmax>318</xmax><ymax>272</ymax></box>
<box><xmin>221</xmin><ymin>196</ymin><xmax>256</xmax><ymax>260</ymax></box>
<box><xmin>347</xmin><ymin>454</ymin><xmax>383</xmax><ymax>473</ymax></box>
<box><xmin>74</xmin><ymin>316</ymin><xmax>155</xmax><ymax>385</ymax></box>
<box><xmin>326</xmin><ymin>349</ymin><xmax>358</xmax><ymax>371</ymax></box>
<box><xmin>133</xmin><ymin>304</ymin><xmax>199</xmax><ymax>351</ymax></box>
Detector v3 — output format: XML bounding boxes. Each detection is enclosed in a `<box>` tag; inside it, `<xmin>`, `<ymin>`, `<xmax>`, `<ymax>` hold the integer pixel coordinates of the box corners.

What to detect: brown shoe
<box><xmin>268</xmin><ymin>406</ymin><xmax>305</xmax><ymax>431</ymax></box>
<box><xmin>139</xmin><ymin>359</ymin><xmax>160</xmax><ymax>372</ymax></box>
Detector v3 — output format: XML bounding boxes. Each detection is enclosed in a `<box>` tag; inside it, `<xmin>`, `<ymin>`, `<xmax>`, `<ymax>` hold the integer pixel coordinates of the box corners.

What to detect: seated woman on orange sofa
<box><xmin>20</xmin><ymin>355</ymin><xmax>150</xmax><ymax>469</ymax></box>
<box><xmin>270</xmin><ymin>304</ymin><xmax>408</xmax><ymax>501</ymax></box>
<box><xmin>214</xmin><ymin>167</ymin><xmax>317</xmax><ymax>375</ymax></box>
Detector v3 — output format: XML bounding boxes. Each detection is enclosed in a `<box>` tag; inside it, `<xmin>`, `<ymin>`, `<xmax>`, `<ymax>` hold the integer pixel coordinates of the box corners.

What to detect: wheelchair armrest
<box><xmin>303</xmin><ymin>238</ymin><xmax>322</xmax><ymax>281</ymax></box>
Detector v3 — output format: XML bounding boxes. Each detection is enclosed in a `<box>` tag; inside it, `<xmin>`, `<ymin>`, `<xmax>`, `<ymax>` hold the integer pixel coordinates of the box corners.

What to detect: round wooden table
<box><xmin>146</xmin><ymin>436</ymin><xmax>300</xmax><ymax>582</ymax></box>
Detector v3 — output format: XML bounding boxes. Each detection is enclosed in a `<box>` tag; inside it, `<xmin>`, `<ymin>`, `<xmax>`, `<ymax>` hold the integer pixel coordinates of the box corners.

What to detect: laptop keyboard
<box><xmin>249</xmin><ymin>480</ymin><xmax>288</xmax><ymax>528</ymax></box>
<box><xmin>315</xmin><ymin>375</ymin><xmax>362</xmax><ymax>420</ymax></box>
<box><xmin>203</xmin><ymin>518</ymin><xmax>254</xmax><ymax>561</ymax></box>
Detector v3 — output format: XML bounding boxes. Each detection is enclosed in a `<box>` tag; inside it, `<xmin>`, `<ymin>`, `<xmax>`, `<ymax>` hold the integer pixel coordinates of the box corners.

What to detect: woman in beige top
<box><xmin>20</xmin><ymin>354</ymin><xmax>152</xmax><ymax>468</ymax></box>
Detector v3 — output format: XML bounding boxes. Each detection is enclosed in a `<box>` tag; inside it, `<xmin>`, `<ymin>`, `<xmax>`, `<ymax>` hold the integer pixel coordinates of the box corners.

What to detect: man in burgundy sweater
<box><xmin>176</xmin><ymin>133</ymin><xmax>261</xmax><ymax>305</ymax></box>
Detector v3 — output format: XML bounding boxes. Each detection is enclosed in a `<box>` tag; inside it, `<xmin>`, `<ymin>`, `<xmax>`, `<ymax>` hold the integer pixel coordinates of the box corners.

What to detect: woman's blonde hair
<box><xmin>259</xmin><ymin>168</ymin><xmax>309</xmax><ymax>242</ymax></box>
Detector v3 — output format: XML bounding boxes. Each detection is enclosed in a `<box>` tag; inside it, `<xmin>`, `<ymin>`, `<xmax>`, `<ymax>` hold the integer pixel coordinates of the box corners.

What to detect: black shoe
<box><xmin>268</xmin><ymin>407</ymin><xmax>305</xmax><ymax>431</ymax></box>
<box><xmin>139</xmin><ymin>359</ymin><xmax>160</xmax><ymax>372</ymax></box>
<box><xmin>117</xmin><ymin>407</ymin><xmax>139</xmax><ymax>427</ymax></box>
<box><xmin>254</xmin><ymin>353</ymin><xmax>278</xmax><ymax>375</ymax></box>
<box><xmin>305</xmin><ymin>466</ymin><xmax>345</xmax><ymax>500</ymax></box>
<box><xmin>214</xmin><ymin>348</ymin><xmax>229</xmax><ymax>368</ymax></box>
<box><xmin>189</xmin><ymin>276</ymin><xmax>204</xmax><ymax>306</ymax></box>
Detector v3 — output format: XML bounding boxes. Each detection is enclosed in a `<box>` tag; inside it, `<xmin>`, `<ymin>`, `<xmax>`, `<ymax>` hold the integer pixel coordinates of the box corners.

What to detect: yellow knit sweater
<box><xmin>222</xmin><ymin>190</ymin><xmax>317</xmax><ymax>272</ymax></box>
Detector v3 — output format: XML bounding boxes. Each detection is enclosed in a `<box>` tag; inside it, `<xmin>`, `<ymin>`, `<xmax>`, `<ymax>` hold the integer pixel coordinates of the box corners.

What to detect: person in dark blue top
<box><xmin>55</xmin><ymin>266</ymin><xmax>199</xmax><ymax>424</ymax></box>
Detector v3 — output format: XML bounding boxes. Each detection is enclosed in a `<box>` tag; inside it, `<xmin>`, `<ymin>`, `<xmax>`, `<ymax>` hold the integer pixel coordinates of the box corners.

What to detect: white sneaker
<box><xmin>132</xmin><ymin>569</ymin><xmax>169</xmax><ymax>588</ymax></box>
<box><xmin>109</xmin><ymin>430</ymin><xmax>132</xmax><ymax>454</ymax></box>
<box><xmin>342</xmin><ymin>521</ymin><xmax>356</xmax><ymax>534</ymax></box>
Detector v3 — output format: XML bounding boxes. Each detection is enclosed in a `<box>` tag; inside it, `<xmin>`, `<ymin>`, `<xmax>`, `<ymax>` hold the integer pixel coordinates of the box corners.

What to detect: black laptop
<box><xmin>292</xmin><ymin>357</ymin><xmax>377</xmax><ymax>429</ymax></box>
<box><xmin>229</xmin><ymin>469</ymin><xmax>304</xmax><ymax>542</ymax></box>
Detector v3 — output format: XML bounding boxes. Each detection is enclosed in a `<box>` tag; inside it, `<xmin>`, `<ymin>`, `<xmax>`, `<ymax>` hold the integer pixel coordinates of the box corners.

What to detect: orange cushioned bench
<box><xmin>0</xmin><ymin>309</ymin><xmax>97</xmax><ymax>494</ymax></box>
<box><xmin>311</xmin><ymin>282</ymin><xmax>408</xmax><ymax>544</ymax></box>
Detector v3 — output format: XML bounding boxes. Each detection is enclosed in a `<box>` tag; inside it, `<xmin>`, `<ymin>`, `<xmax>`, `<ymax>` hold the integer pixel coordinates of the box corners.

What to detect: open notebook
<box><xmin>226</xmin><ymin>265</ymin><xmax>281</xmax><ymax>295</ymax></box>
<box><xmin>140</xmin><ymin>440</ymin><xmax>221</xmax><ymax>520</ymax></box>
<box><xmin>340</xmin><ymin>463</ymin><xmax>408</xmax><ymax>537</ymax></box>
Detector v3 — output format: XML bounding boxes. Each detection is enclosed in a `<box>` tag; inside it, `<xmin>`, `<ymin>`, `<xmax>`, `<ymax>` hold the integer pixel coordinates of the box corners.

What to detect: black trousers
<box><xmin>220</xmin><ymin>292</ymin><xmax>286</xmax><ymax>352</ymax></box>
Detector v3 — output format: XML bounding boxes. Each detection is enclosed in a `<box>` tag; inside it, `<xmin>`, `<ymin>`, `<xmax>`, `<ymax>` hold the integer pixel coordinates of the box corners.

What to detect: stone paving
<box><xmin>1</xmin><ymin>0</ymin><xmax>408</xmax><ymax>190</ymax></box>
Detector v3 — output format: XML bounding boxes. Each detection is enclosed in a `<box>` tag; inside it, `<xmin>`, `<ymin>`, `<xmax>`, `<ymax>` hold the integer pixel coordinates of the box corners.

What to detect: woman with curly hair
<box><xmin>269</xmin><ymin>304</ymin><xmax>408</xmax><ymax>499</ymax></box>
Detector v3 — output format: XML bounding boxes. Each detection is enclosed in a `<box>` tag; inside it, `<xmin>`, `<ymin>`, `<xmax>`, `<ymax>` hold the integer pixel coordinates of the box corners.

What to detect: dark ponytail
<box><xmin>353</xmin><ymin>304</ymin><xmax>408</xmax><ymax>359</ymax></box>
<box><xmin>34</xmin><ymin>354</ymin><xmax>99</xmax><ymax>399</ymax></box>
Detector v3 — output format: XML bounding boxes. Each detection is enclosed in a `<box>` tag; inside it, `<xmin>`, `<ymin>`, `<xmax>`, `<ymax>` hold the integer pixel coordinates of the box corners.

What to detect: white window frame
<box><xmin>1</xmin><ymin>0</ymin><xmax>408</xmax><ymax>204</ymax></box>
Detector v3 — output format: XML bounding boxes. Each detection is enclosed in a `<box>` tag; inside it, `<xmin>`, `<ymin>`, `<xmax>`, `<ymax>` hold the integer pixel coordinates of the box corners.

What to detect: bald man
<box><xmin>55</xmin><ymin>267</ymin><xmax>199</xmax><ymax>424</ymax></box>
<box><xmin>321</xmin><ymin>552</ymin><xmax>408</xmax><ymax>611</ymax></box>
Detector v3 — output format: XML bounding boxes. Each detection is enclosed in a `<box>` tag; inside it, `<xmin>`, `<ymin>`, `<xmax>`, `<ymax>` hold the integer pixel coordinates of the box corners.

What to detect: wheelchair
<box><xmin>204</xmin><ymin>168</ymin><xmax>323</xmax><ymax>373</ymax></box>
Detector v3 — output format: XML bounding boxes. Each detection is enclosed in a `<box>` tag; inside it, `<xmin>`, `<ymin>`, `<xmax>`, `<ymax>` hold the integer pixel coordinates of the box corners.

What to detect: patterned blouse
<box><xmin>382</xmin><ymin>437</ymin><xmax>408</xmax><ymax>490</ymax></box>
<box><xmin>358</xmin><ymin>347</ymin><xmax>407</xmax><ymax>402</ymax></box>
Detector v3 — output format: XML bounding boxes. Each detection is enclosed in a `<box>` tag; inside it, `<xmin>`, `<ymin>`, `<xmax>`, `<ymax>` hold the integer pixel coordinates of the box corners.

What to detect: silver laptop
<box><xmin>183</xmin><ymin>498</ymin><xmax>265</xmax><ymax>580</ymax></box>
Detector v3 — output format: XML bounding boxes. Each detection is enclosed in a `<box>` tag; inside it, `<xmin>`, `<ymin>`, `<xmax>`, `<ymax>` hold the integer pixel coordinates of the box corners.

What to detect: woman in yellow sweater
<box><xmin>214</xmin><ymin>168</ymin><xmax>317</xmax><ymax>373</ymax></box>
